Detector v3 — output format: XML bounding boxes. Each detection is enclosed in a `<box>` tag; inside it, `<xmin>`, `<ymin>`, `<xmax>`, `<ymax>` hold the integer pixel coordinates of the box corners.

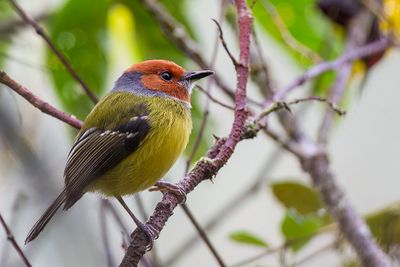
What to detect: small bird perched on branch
<box><xmin>25</xmin><ymin>59</ymin><xmax>213</xmax><ymax>244</ymax></box>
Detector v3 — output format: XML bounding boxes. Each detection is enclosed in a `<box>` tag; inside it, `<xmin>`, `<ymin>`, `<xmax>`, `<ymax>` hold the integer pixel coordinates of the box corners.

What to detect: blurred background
<box><xmin>1</xmin><ymin>0</ymin><xmax>400</xmax><ymax>266</ymax></box>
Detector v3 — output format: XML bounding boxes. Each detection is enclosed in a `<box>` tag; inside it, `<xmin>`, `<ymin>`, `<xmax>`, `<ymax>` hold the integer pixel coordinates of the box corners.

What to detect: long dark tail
<box><xmin>25</xmin><ymin>190</ymin><xmax>67</xmax><ymax>244</ymax></box>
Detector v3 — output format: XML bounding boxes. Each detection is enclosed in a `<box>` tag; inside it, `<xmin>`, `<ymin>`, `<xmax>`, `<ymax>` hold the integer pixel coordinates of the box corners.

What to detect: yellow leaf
<box><xmin>381</xmin><ymin>0</ymin><xmax>400</xmax><ymax>38</ymax></box>
<box><xmin>107</xmin><ymin>4</ymin><xmax>141</xmax><ymax>74</ymax></box>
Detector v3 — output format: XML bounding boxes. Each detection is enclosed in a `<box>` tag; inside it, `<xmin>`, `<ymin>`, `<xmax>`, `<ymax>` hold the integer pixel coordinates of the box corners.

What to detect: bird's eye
<box><xmin>160</xmin><ymin>71</ymin><xmax>172</xmax><ymax>81</ymax></box>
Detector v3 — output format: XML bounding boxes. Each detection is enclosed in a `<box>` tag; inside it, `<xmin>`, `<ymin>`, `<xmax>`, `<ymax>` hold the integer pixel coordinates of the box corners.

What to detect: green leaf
<box><xmin>46</xmin><ymin>0</ymin><xmax>110</xmax><ymax>120</ymax></box>
<box><xmin>281</xmin><ymin>209</ymin><xmax>322</xmax><ymax>251</ymax></box>
<box><xmin>229</xmin><ymin>230</ymin><xmax>269</xmax><ymax>247</ymax></box>
<box><xmin>365</xmin><ymin>203</ymin><xmax>400</xmax><ymax>251</ymax></box>
<box><xmin>271</xmin><ymin>181</ymin><xmax>323</xmax><ymax>215</ymax></box>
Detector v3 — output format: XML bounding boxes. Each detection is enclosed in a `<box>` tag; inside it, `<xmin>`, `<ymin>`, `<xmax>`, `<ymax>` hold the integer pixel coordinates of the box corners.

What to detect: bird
<box><xmin>25</xmin><ymin>59</ymin><xmax>214</xmax><ymax>244</ymax></box>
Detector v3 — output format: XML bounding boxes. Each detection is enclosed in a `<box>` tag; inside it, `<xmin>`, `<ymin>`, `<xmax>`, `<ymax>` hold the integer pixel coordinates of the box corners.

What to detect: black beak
<box><xmin>182</xmin><ymin>70</ymin><xmax>214</xmax><ymax>81</ymax></box>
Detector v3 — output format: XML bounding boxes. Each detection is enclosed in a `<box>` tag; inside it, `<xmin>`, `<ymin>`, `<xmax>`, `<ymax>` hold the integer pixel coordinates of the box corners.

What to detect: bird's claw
<box><xmin>150</xmin><ymin>181</ymin><xmax>187</xmax><ymax>204</ymax></box>
<box><xmin>142</xmin><ymin>224</ymin><xmax>159</xmax><ymax>251</ymax></box>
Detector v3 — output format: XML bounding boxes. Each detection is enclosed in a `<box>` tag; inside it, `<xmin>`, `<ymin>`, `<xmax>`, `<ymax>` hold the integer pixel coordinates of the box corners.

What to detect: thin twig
<box><xmin>273</xmin><ymin>38</ymin><xmax>391</xmax><ymax>102</ymax></box>
<box><xmin>212</xmin><ymin>19</ymin><xmax>239</xmax><ymax>67</ymax></box>
<box><xmin>100</xmin><ymin>200</ymin><xmax>116</xmax><ymax>267</ymax></box>
<box><xmin>262</xmin><ymin>128</ymin><xmax>300</xmax><ymax>157</ymax></box>
<box><xmin>251</xmin><ymin>27</ymin><xmax>275</xmax><ymax>100</ymax></box>
<box><xmin>8</xmin><ymin>0</ymin><xmax>98</xmax><ymax>103</ymax></box>
<box><xmin>317</xmin><ymin>9</ymin><xmax>375</xmax><ymax>145</ymax></box>
<box><xmin>103</xmin><ymin>200</ymin><xmax>130</xmax><ymax>239</ymax></box>
<box><xmin>0</xmin><ymin>213</ymin><xmax>31</xmax><ymax>267</ymax></box>
<box><xmin>0</xmin><ymin>12</ymin><xmax>50</xmax><ymax>38</ymax></box>
<box><xmin>181</xmin><ymin>204</ymin><xmax>226</xmax><ymax>267</ymax></box>
<box><xmin>196</xmin><ymin>85</ymin><xmax>235</xmax><ymax>111</ymax></box>
<box><xmin>256</xmin><ymin>96</ymin><xmax>346</xmax><ymax>125</ymax></box>
<box><xmin>230</xmin><ymin>226</ymin><xmax>335</xmax><ymax>267</ymax></box>
<box><xmin>295</xmin><ymin>240</ymin><xmax>336</xmax><ymax>266</ymax></box>
<box><xmin>0</xmin><ymin>70</ymin><xmax>83</xmax><ymax>129</ymax></box>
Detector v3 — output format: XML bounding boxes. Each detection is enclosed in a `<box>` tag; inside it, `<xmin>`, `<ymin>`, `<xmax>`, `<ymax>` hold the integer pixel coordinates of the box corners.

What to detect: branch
<box><xmin>230</xmin><ymin>225</ymin><xmax>335</xmax><ymax>267</ymax></box>
<box><xmin>180</xmin><ymin>204</ymin><xmax>226</xmax><ymax>266</ymax></box>
<box><xmin>273</xmin><ymin>38</ymin><xmax>391</xmax><ymax>101</ymax></box>
<box><xmin>196</xmin><ymin>85</ymin><xmax>235</xmax><ymax>111</ymax></box>
<box><xmin>0</xmin><ymin>12</ymin><xmax>50</xmax><ymax>38</ymax></box>
<box><xmin>318</xmin><ymin>9</ymin><xmax>379</xmax><ymax>144</ymax></box>
<box><xmin>255</xmin><ymin>96</ymin><xmax>346</xmax><ymax>125</ymax></box>
<box><xmin>119</xmin><ymin>1</ymin><xmax>253</xmax><ymax>265</ymax></box>
<box><xmin>250</xmin><ymin>27</ymin><xmax>275</xmax><ymax>100</ymax></box>
<box><xmin>0</xmin><ymin>70</ymin><xmax>83</xmax><ymax>129</ymax></box>
<box><xmin>8</xmin><ymin>0</ymin><xmax>98</xmax><ymax>103</ymax></box>
<box><xmin>100</xmin><ymin>200</ymin><xmax>115</xmax><ymax>267</ymax></box>
<box><xmin>0</xmin><ymin>213</ymin><xmax>31</xmax><ymax>267</ymax></box>
<box><xmin>212</xmin><ymin>19</ymin><xmax>239</xmax><ymax>67</ymax></box>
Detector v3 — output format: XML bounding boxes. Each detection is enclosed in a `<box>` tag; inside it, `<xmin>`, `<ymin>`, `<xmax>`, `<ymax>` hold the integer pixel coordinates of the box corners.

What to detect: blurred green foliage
<box><xmin>271</xmin><ymin>181</ymin><xmax>327</xmax><ymax>251</ymax></box>
<box><xmin>252</xmin><ymin>0</ymin><xmax>343</xmax><ymax>65</ymax></box>
<box><xmin>281</xmin><ymin>209</ymin><xmax>323</xmax><ymax>251</ymax></box>
<box><xmin>366</xmin><ymin>203</ymin><xmax>400</xmax><ymax>251</ymax></box>
<box><xmin>252</xmin><ymin>0</ymin><xmax>344</xmax><ymax>94</ymax></box>
<box><xmin>229</xmin><ymin>230</ymin><xmax>269</xmax><ymax>247</ymax></box>
<box><xmin>271</xmin><ymin>180</ymin><xmax>400</xmax><ymax>254</ymax></box>
<box><xmin>46</xmin><ymin>0</ymin><xmax>110</xmax><ymax>120</ymax></box>
<box><xmin>271</xmin><ymin>181</ymin><xmax>324</xmax><ymax>215</ymax></box>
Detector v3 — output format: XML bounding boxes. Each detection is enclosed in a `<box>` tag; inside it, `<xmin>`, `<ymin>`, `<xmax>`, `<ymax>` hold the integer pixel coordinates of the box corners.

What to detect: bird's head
<box><xmin>113</xmin><ymin>60</ymin><xmax>214</xmax><ymax>104</ymax></box>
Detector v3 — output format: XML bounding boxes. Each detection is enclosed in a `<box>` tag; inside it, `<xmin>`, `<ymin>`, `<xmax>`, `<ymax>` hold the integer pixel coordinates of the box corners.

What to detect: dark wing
<box><xmin>63</xmin><ymin>114</ymin><xmax>150</xmax><ymax>209</ymax></box>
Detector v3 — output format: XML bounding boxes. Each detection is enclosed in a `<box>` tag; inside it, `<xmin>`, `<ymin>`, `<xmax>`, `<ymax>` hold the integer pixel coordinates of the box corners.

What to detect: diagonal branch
<box><xmin>8</xmin><ymin>0</ymin><xmax>98</xmax><ymax>103</ymax></box>
<box><xmin>0</xmin><ymin>70</ymin><xmax>83</xmax><ymax>129</ymax></box>
<box><xmin>119</xmin><ymin>1</ymin><xmax>253</xmax><ymax>266</ymax></box>
<box><xmin>212</xmin><ymin>19</ymin><xmax>239</xmax><ymax>67</ymax></box>
<box><xmin>0</xmin><ymin>12</ymin><xmax>50</xmax><ymax>38</ymax></box>
<box><xmin>0</xmin><ymin>213</ymin><xmax>31</xmax><ymax>267</ymax></box>
<box><xmin>196</xmin><ymin>85</ymin><xmax>235</xmax><ymax>111</ymax></box>
<box><xmin>273</xmin><ymin>38</ymin><xmax>391</xmax><ymax>102</ymax></box>
<box><xmin>317</xmin><ymin>9</ymin><xmax>376</xmax><ymax>144</ymax></box>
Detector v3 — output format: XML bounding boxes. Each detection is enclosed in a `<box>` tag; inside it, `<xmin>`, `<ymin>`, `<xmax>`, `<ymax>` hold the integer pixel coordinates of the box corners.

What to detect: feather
<box><xmin>63</xmin><ymin>113</ymin><xmax>150</xmax><ymax>209</ymax></box>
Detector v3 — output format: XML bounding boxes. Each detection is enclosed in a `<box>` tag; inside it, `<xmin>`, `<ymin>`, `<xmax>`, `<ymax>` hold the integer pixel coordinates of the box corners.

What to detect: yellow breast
<box><xmin>87</xmin><ymin>95</ymin><xmax>192</xmax><ymax>196</ymax></box>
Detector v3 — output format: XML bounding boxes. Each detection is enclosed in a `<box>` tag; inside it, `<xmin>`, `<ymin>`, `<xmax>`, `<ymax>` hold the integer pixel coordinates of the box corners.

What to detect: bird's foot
<box><xmin>149</xmin><ymin>181</ymin><xmax>187</xmax><ymax>204</ymax></box>
<box><xmin>134</xmin><ymin>219</ymin><xmax>159</xmax><ymax>251</ymax></box>
<box><xmin>116</xmin><ymin>196</ymin><xmax>157</xmax><ymax>251</ymax></box>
